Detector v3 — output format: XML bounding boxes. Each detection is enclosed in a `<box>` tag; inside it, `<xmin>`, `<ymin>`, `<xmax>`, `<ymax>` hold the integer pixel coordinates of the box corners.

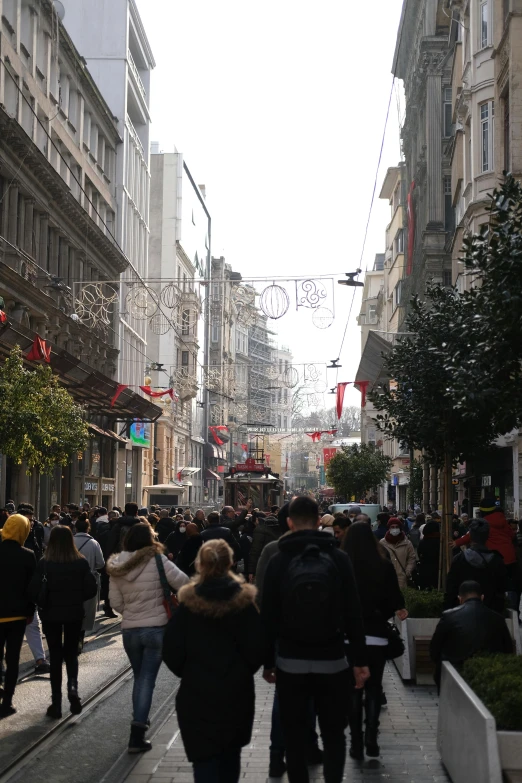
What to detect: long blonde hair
<box><xmin>194</xmin><ymin>539</ymin><xmax>239</xmax><ymax>583</ymax></box>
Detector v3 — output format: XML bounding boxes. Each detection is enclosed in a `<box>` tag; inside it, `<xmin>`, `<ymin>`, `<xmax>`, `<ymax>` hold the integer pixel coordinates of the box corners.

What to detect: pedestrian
<box><xmin>175</xmin><ymin>522</ymin><xmax>203</xmax><ymax>577</ymax></box>
<box><xmin>155</xmin><ymin>508</ymin><xmax>177</xmax><ymax>544</ymax></box>
<box><xmin>379</xmin><ymin>517</ymin><xmax>417</xmax><ymax>590</ymax></box>
<box><xmin>239</xmin><ymin>513</ymin><xmax>256</xmax><ymax>580</ymax></box>
<box><xmin>193</xmin><ymin>509</ymin><xmax>206</xmax><ymax>531</ymax></box>
<box><xmin>106</xmin><ymin>523</ymin><xmax>189</xmax><ymax>753</ymax></box>
<box><xmin>416</xmin><ymin>521</ymin><xmax>440</xmax><ymax>590</ymax></box>
<box><xmin>319</xmin><ymin>514</ymin><xmax>335</xmax><ymax>535</ymax></box>
<box><xmin>28</xmin><ymin>525</ymin><xmax>97</xmax><ymax>718</ymax></box>
<box><xmin>43</xmin><ymin>512</ymin><xmax>62</xmax><ymax>547</ymax></box>
<box><xmin>453</xmin><ymin>497</ymin><xmax>518</xmax><ymax>608</ymax></box>
<box><xmin>444</xmin><ymin>519</ymin><xmax>506</xmax><ymax>614</ymax></box>
<box><xmin>162</xmin><ymin>539</ymin><xmax>263</xmax><ymax>782</ymax></box>
<box><xmin>147</xmin><ymin>513</ymin><xmax>159</xmax><ymax>530</ymax></box>
<box><xmin>261</xmin><ymin>496</ymin><xmax>369</xmax><ymax>783</ymax></box>
<box><xmin>332</xmin><ymin>515</ymin><xmax>351</xmax><ymax>544</ymax></box>
<box><xmin>164</xmin><ymin>518</ymin><xmax>189</xmax><ymax>561</ymax></box>
<box><xmin>106</xmin><ymin>502</ymin><xmax>142</xmax><ymax>557</ymax></box>
<box><xmin>74</xmin><ymin>514</ymin><xmax>105</xmax><ymax>650</ymax></box>
<box><xmin>374</xmin><ymin>512</ymin><xmax>390</xmax><ymax>541</ymax></box>
<box><xmin>0</xmin><ymin>514</ymin><xmax>37</xmax><ymax>718</ymax></box>
<box><xmin>200</xmin><ymin>511</ymin><xmax>241</xmax><ymax>563</ymax></box>
<box><xmin>18</xmin><ymin>503</ymin><xmax>50</xmax><ymax>675</ymax></box>
<box><xmin>249</xmin><ymin>509</ymin><xmax>285</xmax><ymax>578</ymax></box>
<box><xmin>408</xmin><ymin>513</ymin><xmax>425</xmax><ymax>551</ymax></box>
<box><xmin>431</xmin><ymin>580</ymin><xmax>513</xmax><ymax>691</ymax></box>
<box><xmin>342</xmin><ymin>521</ymin><xmax>407</xmax><ymax>759</ymax></box>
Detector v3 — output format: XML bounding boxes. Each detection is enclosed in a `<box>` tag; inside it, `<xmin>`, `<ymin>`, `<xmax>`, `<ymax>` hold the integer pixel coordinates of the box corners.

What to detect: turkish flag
<box><xmin>336</xmin><ymin>382</ymin><xmax>350</xmax><ymax>420</ymax></box>
<box><xmin>354</xmin><ymin>381</ymin><xmax>370</xmax><ymax>407</ymax></box>
<box><xmin>323</xmin><ymin>447</ymin><xmax>337</xmax><ymax>468</ymax></box>
<box><xmin>110</xmin><ymin>384</ymin><xmax>129</xmax><ymax>408</ymax></box>
<box><xmin>26</xmin><ymin>335</ymin><xmax>51</xmax><ymax>363</ymax></box>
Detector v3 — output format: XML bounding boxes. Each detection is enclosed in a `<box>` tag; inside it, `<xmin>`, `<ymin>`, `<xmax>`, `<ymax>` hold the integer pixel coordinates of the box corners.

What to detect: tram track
<box><xmin>0</xmin><ymin>661</ymin><xmax>134</xmax><ymax>782</ymax></box>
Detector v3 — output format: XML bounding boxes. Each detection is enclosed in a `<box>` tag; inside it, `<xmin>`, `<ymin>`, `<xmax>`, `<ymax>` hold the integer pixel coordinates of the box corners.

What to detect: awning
<box><xmin>206</xmin><ymin>469</ymin><xmax>221</xmax><ymax>481</ymax></box>
<box><xmin>143</xmin><ymin>483</ymin><xmax>185</xmax><ymax>492</ymax></box>
<box><xmin>205</xmin><ymin>443</ymin><xmax>225</xmax><ymax>460</ymax></box>
<box><xmin>355</xmin><ymin>330</ymin><xmax>393</xmax><ymax>386</ymax></box>
<box><xmin>88</xmin><ymin>423</ymin><xmax>128</xmax><ymax>444</ymax></box>
<box><xmin>0</xmin><ymin>319</ymin><xmax>163</xmax><ymax>421</ymax></box>
<box><xmin>178</xmin><ymin>467</ymin><xmax>201</xmax><ymax>476</ymax></box>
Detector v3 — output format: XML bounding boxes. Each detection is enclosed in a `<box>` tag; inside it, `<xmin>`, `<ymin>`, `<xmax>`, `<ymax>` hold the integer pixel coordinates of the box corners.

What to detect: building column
<box><xmin>24</xmin><ymin>198</ymin><xmax>34</xmax><ymax>255</ymax></box>
<box><xmin>17</xmin><ymin>193</ymin><xmax>25</xmax><ymax>249</ymax></box>
<box><xmin>48</xmin><ymin>229</ymin><xmax>59</xmax><ymax>277</ymax></box>
<box><xmin>8</xmin><ymin>183</ymin><xmax>19</xmax><ymax>245</ymax></box>
<box><xmin>425</xmin><ymin>55</ymin><xmax>444</xmax><ymax>228</ymax></box>
<box><xmin>38</xmin><ymin>213</ymin><xmax>49</xmax><ymax>270</ymax></box>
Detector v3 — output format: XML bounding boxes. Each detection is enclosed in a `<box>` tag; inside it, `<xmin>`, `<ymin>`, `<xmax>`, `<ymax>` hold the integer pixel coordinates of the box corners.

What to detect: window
<box><xmin>443</xmin><ymin>269</ymin><xmax>453</xmax><ymax>287</ymax></box>
<box><xmin>283</xmin><ymin>416</ymin><xmax>288</xmax><ymax>430</ymax></box>
<box><xmin>504</xmin><ymin>93</ymin><xmax>510</xmax><ymax>173</ymax></box>
<box><xmin>480</xmin><ymin>0</ymin><xmax>490</xmax><ymax>48</ymax></box>
<box><xmin>392</xmin><ymin>183</ymin><xmax>401</xmax><ymax>212</ymax></box>
<box><xmin>181</xmin><ymin>309</ymin><xmax>190</xmax><ymax>335</ymax></box>
<box><xmin>480</xmin><ymin>101</ymin><xmax>494</xmax><ymax>172</ymax></box>
<box><xmin>392</xmin><ymin>280</ymin><xmax>403</xmax><ymax>311</ymax></box>
<box><xmin>181</xmin><ymin>351</ymin><xmax>189</xmax><ymax>367</ymax></box>
<box><xmin>443</xmin><ymin>88</ymin><xmax>453</xmax><ymax>138</ymax></box>
<box><xmin>367</xmin><ymin>304</ymin><xmax>378</xmax><ymax>324</ymax></box>
<box><xmin>394</xmin><ymin>229</ymin><xmax>404</xmax><ymax>256</ymax></box>
<box><xmin>211</xmin><ymin>324</ymin><xmax>220</xmax><ymax>343</ymax></box>
<box><xmin>444</xmin><ymin>175</ymin><xmax>455</xmax><ymax>232</ymax></box>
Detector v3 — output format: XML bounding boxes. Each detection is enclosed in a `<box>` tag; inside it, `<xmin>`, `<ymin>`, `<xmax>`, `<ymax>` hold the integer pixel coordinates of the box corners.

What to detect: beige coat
<box><xmin>379</xmin><ymin>536</ymin><xmax>417</xmax><ymax>590</ymax></box>
<box><xmin>107</xmin><ymin>544</ymin><xmax>189</xmax><ymax>629</ymax></box>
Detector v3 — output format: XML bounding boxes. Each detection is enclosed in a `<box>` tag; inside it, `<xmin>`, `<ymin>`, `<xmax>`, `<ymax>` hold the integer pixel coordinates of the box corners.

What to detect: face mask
<box><xmin>390</xmin><ymin>528</ymin><xmax>401</xmax><ymax>536</ymax></box>
<box><xmin>179</xmin><ymin>526</ymin><xmax>186</xmax><ymax>534</ymax></box>
<box><xmin>50</xmin><ymin>519</ymin><xmax>60</xmax><ymax>527</ymax></box>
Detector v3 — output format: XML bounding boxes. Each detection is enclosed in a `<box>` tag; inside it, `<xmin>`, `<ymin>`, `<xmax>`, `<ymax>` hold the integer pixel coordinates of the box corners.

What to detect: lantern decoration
<box><xmin>160</xmin><ymin>283</ymin><xmax>179</xmax><ymax>310</ymax></box>
<box><xmin>283</xmin><ymin>365</ymin><xmax>299</xmax><ymax>388</ymax></box>
<box><xmin>312</xmin><ymin>306</ymin><xmax>334</xmax><ymax>329</ymax></box>
<box><xmin>259</xmin><ymin>284</ymin><xmax>290</xmax><ymax>320</ymax></box>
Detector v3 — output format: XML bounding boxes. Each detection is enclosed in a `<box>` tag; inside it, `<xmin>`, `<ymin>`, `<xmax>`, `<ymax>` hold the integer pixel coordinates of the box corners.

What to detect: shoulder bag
<box><xmin>155</xmin><ymin>554</ymin><xmax>179</xmax><ymax>620</ymax></box>
<box><xmin>390</xmin><ymin>546</ymin><xmax>418</xmax><ymax>589</ymax></box>
<box><xmin>386</xmin><ymin>621</ymin><xmax>405</xmax><ymax>659</ymax></box>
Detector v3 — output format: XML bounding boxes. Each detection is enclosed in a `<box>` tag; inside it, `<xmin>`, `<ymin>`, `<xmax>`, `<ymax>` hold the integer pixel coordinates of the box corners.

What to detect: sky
<box><xmin>136</xmin><ymin>0</ymin><xmax>405</xmax><ymax>412</ymax></box>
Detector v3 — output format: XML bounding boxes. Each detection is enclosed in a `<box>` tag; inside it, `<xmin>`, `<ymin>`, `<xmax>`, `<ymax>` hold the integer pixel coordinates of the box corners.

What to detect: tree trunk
<box><xmin>423</xmin><ymin>455</ymin><xmax>430</xmax><ymax>512</ymax></box>
<box><xmin>430</xmin><ymin>464</ymin><xmax>438</xmax><ymax>510</ymax></box>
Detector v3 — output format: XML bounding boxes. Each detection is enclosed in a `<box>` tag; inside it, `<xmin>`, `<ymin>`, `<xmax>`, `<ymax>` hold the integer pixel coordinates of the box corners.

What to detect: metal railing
<box><xmin>127</xmin><ymin>49</ymin><xmax>146</xmax><ymax>100</ymax></box>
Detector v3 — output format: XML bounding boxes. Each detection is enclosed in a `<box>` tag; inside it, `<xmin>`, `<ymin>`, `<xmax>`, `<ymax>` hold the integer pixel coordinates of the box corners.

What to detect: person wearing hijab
<box><xmin>175</xmin><ymin>523</ymin><xmax>203</xmax><ymax>577</ymax></box>
<box><xmin>319</xmin><ymin>514</ymin><xmax>335</xmax><ymax>535</ymax></box>
<box><xmin>0</xmin><ymin>514</ymin><xmax>37</xmax><ymax>717</ymax></box>
<box><xmin>379</xmin><ymin>517</ymin><xmax>417</xmax><ymax>590</ymax></box>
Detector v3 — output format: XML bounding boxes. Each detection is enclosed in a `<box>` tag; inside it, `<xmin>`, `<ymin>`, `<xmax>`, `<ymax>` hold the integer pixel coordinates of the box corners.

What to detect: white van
<box><xmin>328</xmin><ymin>503</ymin><xmax>381</xmax><ymax>525</ymax></box>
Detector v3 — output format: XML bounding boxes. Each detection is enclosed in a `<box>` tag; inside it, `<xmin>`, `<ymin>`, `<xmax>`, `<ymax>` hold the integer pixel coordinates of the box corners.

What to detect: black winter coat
<box><xmin>416</xmin><ymin>534</ymin><xmax>440</xmax><ymax>590</ymax></box>
<box><xmin>162</xmin><ymin>577</ymin><xmax>263</xmax><ymax>763</ymax></box>
<box><xmin>106</xmin><ymin>516</ymin><xmax>141</xmax><ymax>557</ymax></box>
<box><xmin>248</xmin><ymin>516</ymin><xmax>282</xmax><ymax>576</ymax></box>
<box><xmin>156</xmin><ymin>517</ymin><xmax>177</xmax><ymax>545</ymax></box>
<box><xmin>28</xmin><ymin>557</ymin><xmax>97</xmax><ymax>623</ymax></box>
<box><xmin>25</xmin><ymin>522</ymin><xmax>45</xmax><ymax>561</ymax></box>
<box><xmin>0</xmin><ymin>540</ymin><xmax>36</xmax><ymax>619</ymax></box>
<box><xmin>200</xmin><ymin>524</ymin><xmax>241</xmax><ymax>562</ymax></box>
<box><xmin>430</xmin><ymin>597</ymin><xmax>513</xmax><ymax>685</ymax></box>
<box><xmin>444</xmin><ymin>546</ymin><xmax>506</xmax><ymax>614</ymax></box>
<box><xmin>175</xmin><ymin>535</ymin><xmax>203</xmax><ymax>577</ymax></box>
<box><xmin>351</xmin><ymin>556</ymin><xmax>405</xmax><ymax>639</ymax></box>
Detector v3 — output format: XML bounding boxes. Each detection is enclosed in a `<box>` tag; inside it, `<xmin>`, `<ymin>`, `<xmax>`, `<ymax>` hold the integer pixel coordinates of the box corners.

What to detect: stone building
<box><xmin>0</xmin><ymin>0</ymin><xmax>160</xmax><ymax>512</ymax></box>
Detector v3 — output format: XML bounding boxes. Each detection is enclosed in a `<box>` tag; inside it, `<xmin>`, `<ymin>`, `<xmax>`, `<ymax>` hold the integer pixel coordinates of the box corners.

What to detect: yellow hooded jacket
<box><xmin>0</xmin><ymin>514</ymin><xmax>31</xmax><ymax>622</ymax></box>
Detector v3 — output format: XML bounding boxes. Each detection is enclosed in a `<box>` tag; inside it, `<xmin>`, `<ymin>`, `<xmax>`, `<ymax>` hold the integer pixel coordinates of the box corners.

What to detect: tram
<box><xmin>224</xmin><ymin>458</ymin><xmax>285</xmax><ymax>510</ymax></box>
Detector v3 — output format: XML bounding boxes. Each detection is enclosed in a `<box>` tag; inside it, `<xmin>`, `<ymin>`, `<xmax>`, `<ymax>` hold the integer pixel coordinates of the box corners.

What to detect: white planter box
<box><xmin>506</xmin><ymin>608</ymin><xmax>522</xmax><ymax>655</ymax></box>
<box><xmin>393</xmin><ymin>617</ymin><xmax>439</xmax><ymax>681</ymax></box>
<box><xmin>438</xmin><ymin>662</ymin><xmax>522</xmax><ymax>783</ymax></box>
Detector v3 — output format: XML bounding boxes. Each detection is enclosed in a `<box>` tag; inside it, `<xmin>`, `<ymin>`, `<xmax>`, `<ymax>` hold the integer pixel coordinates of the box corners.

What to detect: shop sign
<box><xmin>482</xmin><ymin>475</ymin><xmax>492</xmax><ymax>487</ymax></box>
<box><xmin>84</xmin><ymin>481</ymin><xmax>98</xmax><ymax>492</ymax></box>
<box><xmin>102</xmin><ymin>482</ymin><xmax>115</xmax><ymax>493</ymax></box>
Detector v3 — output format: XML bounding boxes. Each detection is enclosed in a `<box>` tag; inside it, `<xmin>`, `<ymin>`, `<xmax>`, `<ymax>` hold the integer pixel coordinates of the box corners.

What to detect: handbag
<box><xmin>391</xmin><ymin>549</ymin><xmax>418</xmax><ymax>589</ymax></box>
<box><xmin>36</xmin><ymin>560</ymin><xmax>49</xmax><ymax>610</ymax></box>
<box><xmin>155</xmin><ymin>554</ymin><xmax>179</xmax><ymax>619</ymax></box>
<box><xmin>386</xmin><ymin>621</ymin><xmax>405</xmax><ymax>659</ymax></box>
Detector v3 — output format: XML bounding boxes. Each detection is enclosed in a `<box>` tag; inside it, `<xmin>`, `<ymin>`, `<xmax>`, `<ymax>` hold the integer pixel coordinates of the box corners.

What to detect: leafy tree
<box><xmin>408</xmin><ymin>458</ymin><xmax>424</xmax><ymax>508</ymax></box>
<box><xmin>326</xmin><ymin>443</ymin><xmax>391</xmax><ymax>501</ymax></box>
<box><xmin>0</xmin><ymin>346</ymin><xmax>89</xmax><ymax>474</ymax></box>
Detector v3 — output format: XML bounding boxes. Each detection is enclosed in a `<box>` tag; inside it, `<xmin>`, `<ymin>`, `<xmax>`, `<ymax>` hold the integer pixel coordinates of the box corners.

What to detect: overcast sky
<box><xmin>136</xmin><ymin>0</ymin><xmax>404</xmax><ymax>412</ymax></box>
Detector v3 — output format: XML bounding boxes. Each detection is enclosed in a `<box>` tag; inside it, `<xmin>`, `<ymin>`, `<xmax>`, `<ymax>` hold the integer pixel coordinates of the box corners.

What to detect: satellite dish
<box><xmin>53</xmin><ymin>1</ymin><xmax>65</xmax><ymax>20</ymax></box>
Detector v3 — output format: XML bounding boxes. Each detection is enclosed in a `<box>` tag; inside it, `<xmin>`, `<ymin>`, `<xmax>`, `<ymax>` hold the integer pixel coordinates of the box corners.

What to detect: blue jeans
<box><xmin>193</xmin><ymin>747</ymin><xmax>241</xmax><ymax>783</ymax></box>
<box><xmin>122</xmin><ymin>626</ymin><xmax>165</xmax><ymax>725</ymax></box>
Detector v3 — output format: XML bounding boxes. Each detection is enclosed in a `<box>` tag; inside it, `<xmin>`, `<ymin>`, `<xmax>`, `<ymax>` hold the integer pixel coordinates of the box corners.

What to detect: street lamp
<box><xmin>338</xmin><ymin>270</ymin><xmax>364</xmax><ymax>287</ymax></box>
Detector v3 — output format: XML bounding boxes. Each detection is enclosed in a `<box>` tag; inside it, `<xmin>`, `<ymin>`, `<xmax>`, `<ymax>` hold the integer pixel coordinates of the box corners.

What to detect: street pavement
<box><xmin>123</xmin><ymin>663</ymin><xmax>449</xmax><ymax>783</ymax></box>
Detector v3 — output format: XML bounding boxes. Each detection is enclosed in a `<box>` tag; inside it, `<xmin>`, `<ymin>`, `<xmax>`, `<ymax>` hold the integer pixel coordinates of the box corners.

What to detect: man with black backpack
<box><xmin>261</xmin><ymin>496</ymin><xmax>369</xmax><ymax>783</ymax></box>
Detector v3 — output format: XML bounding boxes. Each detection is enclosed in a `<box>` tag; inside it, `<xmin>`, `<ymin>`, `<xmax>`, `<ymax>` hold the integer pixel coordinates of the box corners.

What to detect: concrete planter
<box><xmin>393</xmin><ymin>617</ymin><xmax>439</xmax><ymax>681</ymax></box>
<box><xmin>505</xmin><ymin>608</ymin><xmax>522</xmax><ymax>655</ymax></box>
<box><xmin>438</xmin><ymin>662</ymin><xmax>522</xmax><ymax>783</ymax></box>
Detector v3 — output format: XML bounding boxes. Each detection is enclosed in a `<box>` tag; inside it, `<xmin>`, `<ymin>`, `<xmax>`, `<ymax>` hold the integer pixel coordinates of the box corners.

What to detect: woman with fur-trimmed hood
<box><xmin>162</xmin><ymin>538</ymin><xmax>263</xmax><ymax>782</ymax></box>
<box><xmin>106</xmin><ymin>523</ymin><xmax>189</xmax><ymax>754</ymax></box>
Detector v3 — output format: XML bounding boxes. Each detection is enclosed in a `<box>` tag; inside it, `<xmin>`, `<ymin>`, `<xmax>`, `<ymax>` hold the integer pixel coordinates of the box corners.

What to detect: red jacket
<box><xmin>454</xmin><ymin>511</ymin><xmax>516</xmax><ymax>565</ymax></box>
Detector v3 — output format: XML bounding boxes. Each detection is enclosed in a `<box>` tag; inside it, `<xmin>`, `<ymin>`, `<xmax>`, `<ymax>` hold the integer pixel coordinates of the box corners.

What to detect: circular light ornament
<box><xmin>312</xmin><ymin>306</ymin><xmax>334</xmax><ymax>330</ymax></box>
<box><xmin>259</xmin><ymin>284</ymin><xmax>290</xmax><ymax>320</ymax></box>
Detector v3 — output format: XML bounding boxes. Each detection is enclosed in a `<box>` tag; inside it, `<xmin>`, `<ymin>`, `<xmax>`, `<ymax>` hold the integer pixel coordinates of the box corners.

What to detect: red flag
<box><xmin>306</xmin><ymin>431</ymin><xmax>322</xmax><ymax>443</ymax></box>
<box><xmin>336</xmin><ymin>382</ymin><xmax>350</xmax><ymax>420</ymax></box>
<box><xmin>26</xmin><ymin>335</ymin><xmax>51</xmax><ymax>363</ymax></box>
<box><xmin>354</xmin><ymin>381</ymin><xmax>370</xmax><ymax>407</ymax></box>
<box><xmin>209</xmin><ymin>425</ymin><xmax>228</xmax><ymax>446</ymax></box>
<box><xmin>241</xmin><ymin>444</ymin><xmax>248</xmax><ymax>452</ymax></box>
<box><xmin>139</xmin><ymin>386</ymin><xmax>178</xmax><ymax>402</ymax></box>
<box><xmin>0</xmin><ymin>310</ymin><xmax>7</xmax><ymax>324</ymax></box>
<box><xmin>110</xmin><ymin>384</ymin><xmax>129</xmax><ymax>408</ymax></box>
<box><xmin>323</xmin><ymin>447</ymin><xmax>337</xmax><ymax>469</ymax></box>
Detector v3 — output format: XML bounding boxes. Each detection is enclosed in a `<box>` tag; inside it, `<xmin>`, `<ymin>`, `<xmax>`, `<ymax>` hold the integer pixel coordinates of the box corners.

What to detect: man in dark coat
<box><xmin>174</xmin><ymin>523</ymin><xmax>203</xmax><ymax>577</ymax></box>
<box><xmin>0</xmin><ymin>514</ymin><xmax>36</xmax><ymax>717</ymax></box>
<box><xmin>155</xmin><ymin>509</ymin><xmax>177</xmax><ymax>544</ymax></box>
<box><xmin>200</xmin><ymin>512</ymin><xmax>241</xmax><ymax>562</ymax></box>
<box><xmin>431</xmin><ymin>580</ymin><xmax>513</xmax><ymax>690</ymax></box>
<box><xmin>105</xmin><ymin>502</ymin><xmax>141</xmax><ymax>557</ymax></box>
<box><xmin>249</xmin><ymin>512</ymin><xmax>283</xmax><ymax>578</ymax></box>
<box><xmin>444</xmin><ymin>519</ymin><xmax>506</xmax><ymax>614</ymax></box>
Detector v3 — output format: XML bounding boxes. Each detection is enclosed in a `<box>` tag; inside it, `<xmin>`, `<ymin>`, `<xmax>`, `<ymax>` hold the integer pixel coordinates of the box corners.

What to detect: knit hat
<box><xmin>1</xmin><ymin>514</ymin><xmax>30</xmax><ymax>546</ymax></box>
<box><xmin>320</xmin><ymin>514</ymin><xmax>335</xmax><ymax>527</ymax></box>
<box><xmin>479</xmin><ymin>497</ymin><xmax>498</xmax><ymax>514</ymax></box>
<box><xmin>387</xmin><ymin>516</ymin><xmax>402</xmax><ymax>529</ymax></box>
<box><xmin>469</xmin><ymin>518</ymin><xmax>490</xmax><ymax>545</ymax></box>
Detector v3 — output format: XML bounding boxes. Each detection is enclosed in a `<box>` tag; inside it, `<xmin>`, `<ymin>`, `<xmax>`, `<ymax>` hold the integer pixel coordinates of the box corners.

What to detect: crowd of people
<box><xmin>0</xmin><ymin>494</ymin><xmax>520</xmax><ymax>782</ymax></box>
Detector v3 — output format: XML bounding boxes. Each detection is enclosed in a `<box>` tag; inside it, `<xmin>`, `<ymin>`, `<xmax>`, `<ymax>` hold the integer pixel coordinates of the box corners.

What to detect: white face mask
<box><xmin>179</xmin><ymin>526</ymin><xmax>186</xmax><ymax>534</ymax></box>
<box><xmin>50</xmin><ymin>519</ymin><xmax>60</xmax><ymax>527</ymax></box>
<box><xmin>390</xmin><ymin>528</ymin><xmax>401</xmax><ymax>536</ymax></box>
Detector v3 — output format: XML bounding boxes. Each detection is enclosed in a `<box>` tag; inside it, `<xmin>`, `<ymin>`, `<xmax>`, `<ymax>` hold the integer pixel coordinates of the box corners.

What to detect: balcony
<box><xmin>127</xmin><ymin>49</ymin><xmax>146</xmax><ymax>101</ymax></box>
<box><xmin>125</xmin><ymin>115</ymin><xmax>145</xmax><ymax>160</ymax></box>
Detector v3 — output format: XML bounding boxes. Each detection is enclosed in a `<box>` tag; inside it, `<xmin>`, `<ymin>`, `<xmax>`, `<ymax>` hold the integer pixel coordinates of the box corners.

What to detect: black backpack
<box><xmin>281</xmin><ymin>544</ymin><xmax>343</xmax><ymax>645</ymax></box>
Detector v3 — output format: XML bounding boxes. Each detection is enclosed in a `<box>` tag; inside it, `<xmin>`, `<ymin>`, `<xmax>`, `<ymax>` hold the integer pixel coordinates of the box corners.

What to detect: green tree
<box><xmin>326</xmin><ymin>443</ymin><xmax>391</xmax><ymax>501</ymax></box>
<box><xmin>408</xmin><ymin>458</ymin><xmax>424</xmax><ymax>508</ymax></box>
<box><xmin>0</xmin><ymin>345</ymin><xmax>89</xmax><ymax>474</ymax></box>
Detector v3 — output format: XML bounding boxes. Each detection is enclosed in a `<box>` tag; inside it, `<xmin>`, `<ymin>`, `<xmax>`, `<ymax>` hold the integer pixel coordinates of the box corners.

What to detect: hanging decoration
<box><xmin>354</xmin><ymin>380</ymin><xmax>370</xmax><ymax>407</ymax></box>
<box><xmin>312</xmin><ymin>306</ymin><xmax>334</xmax><ymax>329</ymax></box>
<box><xmin>75</xmin><ymin>283</ymin><xmax>118</xmax><ymax>328</ymax></box>
<box><xmin>306</xmin><ymin>430</ymin><xmax>337</xmax><ymax>443</ymax></box>
<box><xmin>126</xmin><ymin>285</ymin><xmax>159</xmax><ymax>320</ymax></box>
<box><xmin>149</xmin><ymin>312</ymin><xmax>170</xmax><ymax>335</ymax></box>
<box><xmin>336</xmin><ymin>382</ymin><xmax>351</xmax><ymax>420</ymax></box>
<box><xmin>295</xmin><ymin>279</ymin><xmax>327</xmax><ymax>309</ymax></box>
<box><xmin>139</xmin><ymin>385</ymin><xmax>178</xmax><ymax>402</ymax></box>
<box><xmin>323</xmin><ymin>447</ymin><xmax>337</xmax><ymax>469</ymax></box>
<box><xmin>26</xmin><ymin>334</ymin><xmax>51</xmax><ymax>363</ymax></box>
<box><xmin>0</xmin><ymin>310</ymin><xmax>7</xmax><ymax>324</ymax></box>
<box><xmin>283</xmin><ymin>365</ymin><xmax>299</xmax><ymax>388</ymax></box>
<box><xmin>160</xmin><ymin>283</ymin><xmax>180</xmax><ymax>310</ymax></box>
<box><xmin>259</xmin><ymin>284</ymin><xmax>290</xmax><ymax>320</ymax></box>
<box><xmin>110</xmin><ymin>384</ymin><xmax>129</xmax><ymax>408</ymax></box>
<box><xmin>209</xmin><ymin>425</ymin><xmax>229</xmax><ymax>446</ymax></box>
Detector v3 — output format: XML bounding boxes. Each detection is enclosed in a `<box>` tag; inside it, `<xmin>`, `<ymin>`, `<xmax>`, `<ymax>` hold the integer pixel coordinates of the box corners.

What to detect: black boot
<box><xmin>268</xmin><ymin>751</ymin><xmax>286</xmax><ymax>778</ymax></box>
<box><xmin>67</xmin><ymin>679</ymin><xmax>82</xmax><ymax>715</ymax></box>
<box><xmin>364</xmin><ymin>689</ymin><xmax>381</xmax><ymax>757</ymax></box>
<box><xmin>0</xmin><ymin>694</ymin><xmax>16</xmax><ymax>719</ymax></box>
<box><xmin>46</xmin><ymin>701</ymin><xmax>62</xmax><ymax>719</ymax></box>
<box><xmin>104</xmin><ymin>602</ymin><xmax>118</xmax><ymax>619</ymax></box>
<box><xmin>128</xmin><ymin>723</ymin><xmax>152</xmax><ymax>754</ymax></box>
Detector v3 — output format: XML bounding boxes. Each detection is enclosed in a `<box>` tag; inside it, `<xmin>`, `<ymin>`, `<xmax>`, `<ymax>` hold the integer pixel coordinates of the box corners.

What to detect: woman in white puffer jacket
<box><xmin>107</xmin><ymin>523</ymin><xmax>189</xmax><ymax>753</ymax></box>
